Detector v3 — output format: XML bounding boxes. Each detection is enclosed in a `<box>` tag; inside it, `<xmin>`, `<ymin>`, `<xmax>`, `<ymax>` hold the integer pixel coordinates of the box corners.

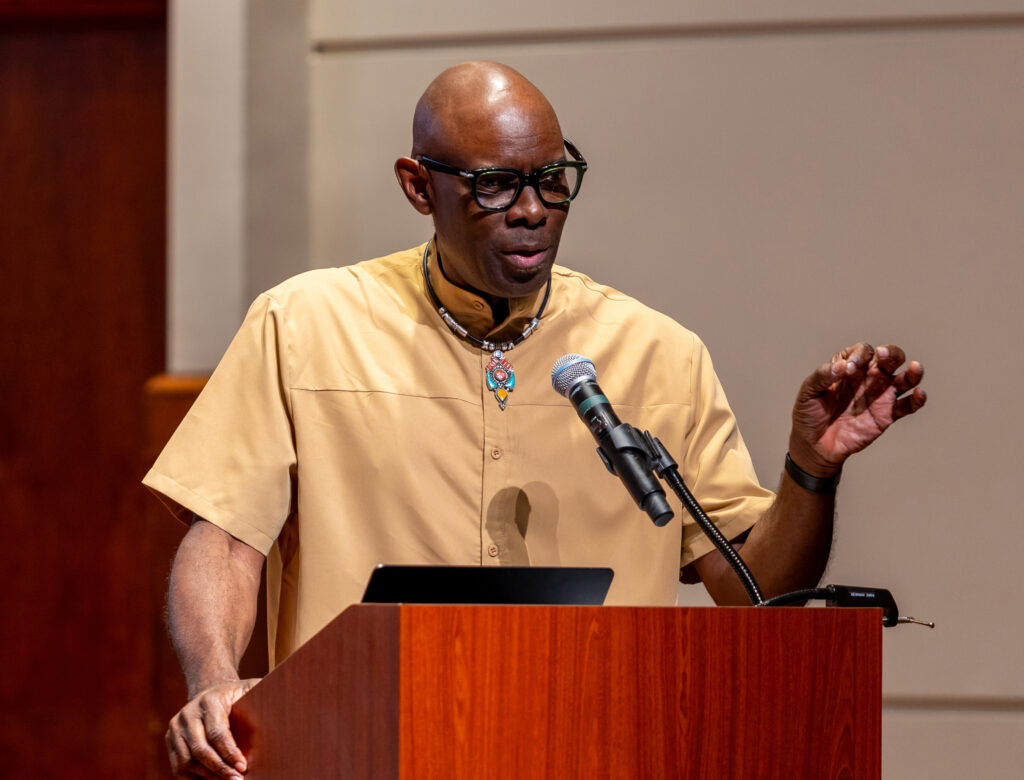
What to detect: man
<box><xmin>147</xmin><ymin>61</ymin><xmax>925</xmax><ymax>778</ymax></box>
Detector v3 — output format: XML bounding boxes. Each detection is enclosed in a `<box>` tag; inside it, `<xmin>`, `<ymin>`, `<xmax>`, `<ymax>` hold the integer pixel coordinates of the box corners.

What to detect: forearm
<box><xmin>744</xmin><ymin>471</ymin><xmax>834</xmax><ymax>597</ymax></box>
<box><xmin>167</xmin><ymin>518</ymin><xmax>264</xmax><ymax>697</ymax></box>
<box><xmin>699</xmin><ymin>467</ymin><xmax>835</xmax><ymax>605</ymax></box>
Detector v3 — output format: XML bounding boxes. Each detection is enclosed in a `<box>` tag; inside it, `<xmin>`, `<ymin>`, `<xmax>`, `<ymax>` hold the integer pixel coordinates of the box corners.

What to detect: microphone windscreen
<box><xmin>551</xmin><ymin>354</ymin><xmax>597</xmax><ymax>398</ymax></box>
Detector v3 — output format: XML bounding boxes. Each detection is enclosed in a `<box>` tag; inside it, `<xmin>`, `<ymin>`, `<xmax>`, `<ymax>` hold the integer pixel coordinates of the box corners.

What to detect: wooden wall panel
<box><xmin>0</xmin><ymin>15</ymin><xmax>167</xmax><ymax>778</ymax></box>
<box><xmin>0</xmin><ymin>1</ymin><xmax>165</xmax><ymax>19</ymax></box>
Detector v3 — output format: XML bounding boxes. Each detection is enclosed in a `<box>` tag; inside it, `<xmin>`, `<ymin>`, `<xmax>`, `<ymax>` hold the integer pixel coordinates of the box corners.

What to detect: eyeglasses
<box><xmin>417</xmin><ymin>138</ymin><xmax>588</xmax><ymax>212</ymax></box>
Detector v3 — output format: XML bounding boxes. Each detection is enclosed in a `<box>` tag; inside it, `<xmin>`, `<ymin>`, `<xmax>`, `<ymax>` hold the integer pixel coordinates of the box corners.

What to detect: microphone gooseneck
<box><xmin>552</xmin><ymin>353</ymin><xmax>764</xmax><ymax>604</ymax></box>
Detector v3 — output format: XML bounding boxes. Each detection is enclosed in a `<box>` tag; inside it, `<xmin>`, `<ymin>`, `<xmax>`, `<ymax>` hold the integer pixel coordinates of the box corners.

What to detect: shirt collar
<box><xmin>424</xmin><ymin>240</ymin><xmax>549</xmax><ymax>341</ymax></box>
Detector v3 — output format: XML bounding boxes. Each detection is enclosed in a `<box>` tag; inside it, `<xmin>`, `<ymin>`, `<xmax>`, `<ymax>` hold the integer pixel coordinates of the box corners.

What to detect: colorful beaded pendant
<box><xmin>485</xmin><ymin>351</ymin><xmax>516</xmax><ymax>410</ymax></box>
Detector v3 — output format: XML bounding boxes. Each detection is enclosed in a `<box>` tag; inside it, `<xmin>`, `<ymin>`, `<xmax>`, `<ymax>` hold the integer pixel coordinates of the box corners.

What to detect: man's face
<box><xmin>426</xmin><ymin>110</ymin><xmax>570</xmax><ymax>303</ymax></box>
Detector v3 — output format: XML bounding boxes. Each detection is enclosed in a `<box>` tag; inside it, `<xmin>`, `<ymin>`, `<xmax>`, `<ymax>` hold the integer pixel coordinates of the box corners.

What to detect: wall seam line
<box><xmin>310</xmin><ymin>13</ymin><xmax>1024</xmax><ymax>54</ymax></box>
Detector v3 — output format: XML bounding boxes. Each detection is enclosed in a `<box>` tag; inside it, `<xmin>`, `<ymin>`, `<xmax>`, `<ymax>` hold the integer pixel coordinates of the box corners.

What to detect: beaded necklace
<box><xmin>422</xmin><ymin>241</ymin><xmax>551</xmax><ymax>410</ymax></box>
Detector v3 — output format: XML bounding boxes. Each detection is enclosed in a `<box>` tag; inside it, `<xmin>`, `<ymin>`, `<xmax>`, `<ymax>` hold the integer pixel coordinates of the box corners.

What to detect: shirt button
<box><xmin>473</xmin><ymin>301</ymin><xmax>484</xmax><ymax>311</ymax></box>
<box><xmin>487</xmin><ymin>544</ymin><xmax>499</xmax><ymax>557</ymax></box>
<box><xmin>490</xmin><ymin>447</ymin><xmax>502</xmax><ymax>460</ymax></box>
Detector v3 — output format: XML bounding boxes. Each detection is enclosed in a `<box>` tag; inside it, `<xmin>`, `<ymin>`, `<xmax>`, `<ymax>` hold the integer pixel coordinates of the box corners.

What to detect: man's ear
<box><xmin>394</xmin><ymin>157</ymin><xmax>433</xmax><ymax>215</ymax></box>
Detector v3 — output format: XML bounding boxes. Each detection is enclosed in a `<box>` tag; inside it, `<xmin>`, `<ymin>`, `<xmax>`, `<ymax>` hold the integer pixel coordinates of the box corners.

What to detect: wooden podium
<box><xmin>230</xmin><ymin>605</ymin><xmax>881</xmax><ymax>778</ymax></box>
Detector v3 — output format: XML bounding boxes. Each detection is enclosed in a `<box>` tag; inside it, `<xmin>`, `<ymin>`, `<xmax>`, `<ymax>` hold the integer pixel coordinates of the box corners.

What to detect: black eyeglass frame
<box><xmin>417</xmin><ymin>138</ymin><xmax>588</xmax><ymax>212</ymax></box>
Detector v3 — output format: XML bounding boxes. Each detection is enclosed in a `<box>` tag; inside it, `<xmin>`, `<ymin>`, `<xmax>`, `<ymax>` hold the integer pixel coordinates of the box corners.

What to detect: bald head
<box><xmin>395</xmin><ymin>62</ymin><xmax>573</xmax><ymax>305</ymax></box>
<box><xmin>411</xmin><ymin>61</ymin><xmax>562</xmax><ymax>161</ymax></box>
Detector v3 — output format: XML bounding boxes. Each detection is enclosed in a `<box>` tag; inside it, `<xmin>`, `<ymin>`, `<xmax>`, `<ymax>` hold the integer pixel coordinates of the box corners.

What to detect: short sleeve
<box><xmin>679</xmin><ymin>336</ymin><xmax>775</xmax><ymax>567</ymax></box>
<box><xmin>142</xmin><ymin>294</ymin><xmax>296</xmax><ymax>555</ymax></box>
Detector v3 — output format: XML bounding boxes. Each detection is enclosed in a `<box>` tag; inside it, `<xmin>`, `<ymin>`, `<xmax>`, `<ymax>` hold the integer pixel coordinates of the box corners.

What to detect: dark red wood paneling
<box><xmin>0</xmin><ymin>16</ymin><xmax>167</xmax><ymax>779</ymax></box>
<box><xmin>0</xmin><ymin>0</ymin><xmax>165</xmax><ymax>20</ymax></box>
<box><xmin>399</xmin><ymin>606</ymin><xmax>881</xmax><ymax>778</ymax></box>
<box><xmin>230</xmin><ymin>605</ymin><xmax>881</xmax><ymax>779</ymax></box>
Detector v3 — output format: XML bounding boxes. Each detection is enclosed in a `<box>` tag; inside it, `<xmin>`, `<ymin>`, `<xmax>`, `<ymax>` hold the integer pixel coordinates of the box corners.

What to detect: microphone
<box><xmin>551</xmin><ymin>354</ymin><xmax>673</xmax><ymax>526</ymax></box>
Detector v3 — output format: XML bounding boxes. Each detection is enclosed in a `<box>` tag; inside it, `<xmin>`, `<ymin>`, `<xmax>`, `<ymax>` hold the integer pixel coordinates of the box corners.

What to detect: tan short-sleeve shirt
<box><xmin>144</xmin><ymin>244</ymin><xmax>774</xmax><ymax>666</ymax></box>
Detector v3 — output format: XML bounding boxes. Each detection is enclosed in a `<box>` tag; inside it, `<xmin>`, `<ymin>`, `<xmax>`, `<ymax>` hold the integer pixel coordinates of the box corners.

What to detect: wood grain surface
<box><xmin>232</xmin><ymin>604</ymin><xmax>401</xmax><ymax>778</ymax></box>
<box><xmin>231</xmin><ymin>604</ymin><xmax>880</xmax><ymax>779</ymax></box>
<box><xmin>400</xmin><ymin>606</ymin><xmax>880</xmax><ymax>779</ymax></box>
<box><xmin>0</xmin><ymin>14</ymin><xmax>167</xmax><ymax>778</ymax></box>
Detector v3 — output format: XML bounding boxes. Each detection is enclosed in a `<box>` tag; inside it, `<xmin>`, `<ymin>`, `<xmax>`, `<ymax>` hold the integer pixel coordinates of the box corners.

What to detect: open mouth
<box><xmin>502</xmin><ymin>247</ymin><xmax>548</xmax><ymax>269</ymax></box>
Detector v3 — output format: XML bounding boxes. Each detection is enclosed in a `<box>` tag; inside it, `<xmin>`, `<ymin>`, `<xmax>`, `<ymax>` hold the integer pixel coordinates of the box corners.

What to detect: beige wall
<box><xmin>170</xmin><ymin>2</ymin><xmax>1024</xmax><ymax>775</ymax></box>
<box><xmin>168</xmin><ymin>0</ymin><xmax>245</xmax><ymax>372</ymax></box>
<box><xmin>168</xmin><ymin>0</ymin><xmax>309</xmax><ymax>371</ymax></box>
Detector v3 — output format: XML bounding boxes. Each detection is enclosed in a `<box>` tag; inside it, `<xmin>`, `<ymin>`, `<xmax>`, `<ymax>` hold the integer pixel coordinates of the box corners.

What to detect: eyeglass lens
<box><xmin>475</xmin><ymin>166</ymin><xmax>581</xmax><ymax>209</ymax></box>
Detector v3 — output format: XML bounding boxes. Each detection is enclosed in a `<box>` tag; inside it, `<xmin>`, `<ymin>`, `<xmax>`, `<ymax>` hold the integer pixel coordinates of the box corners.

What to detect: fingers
<box><xmin>841</xmin><ymin>342</ymin><xmax>875</xmax><ymax>372</ymax></box>
<box><xmin>811</xmin><ymin>343</ymin><xmax>924</xmax><ymax>395</ymax></box>
<box><xmin>166</xmin><ymin>683</ymin><xmax>251</xmax><ymax>779</ymax></box>
<box><xmin>167</xmin><ymin>727</ymin><xmax>227</xmax><ymax>778</ymax></box>
<box><xmin>801</xmin><ymin>342</ymin><xmax>874</xmax><ymax>398</ymax></box>
<box><xmin>867</xmin><ymin>345</ymin><xmax>924</xmax><ymax>396</ymax></box>
<box><xmin>822</xmin><ymin>342</ymin><xmax>927</xmax><ymax>423</ymax></box>
<box><xmin>893</xmin><ymin>386</ymin><xmax>927</xmax><ymax>421</ymax></box>
<box><xmin>873</xmin><ymin>344</ymin><xmax>905</xmax><ymax>376</ymax></box>
<box><xmin>886</xmin><ymin>360</ymin><xmax>924</xmax><ymax>400</ymax></box>
<box><xmin>200</xmin><ymin>693</ymin><xmax>247</xmax><ymax>772</ymax></box>
<box><xmin>871</xmin><ymin>345</ymin><xmax>927</xmax><ymax>383</ymax></box>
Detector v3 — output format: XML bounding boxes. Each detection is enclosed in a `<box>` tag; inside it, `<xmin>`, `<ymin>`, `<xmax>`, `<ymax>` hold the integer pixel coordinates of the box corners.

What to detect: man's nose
<box><xmin>507</xmin><ymin>183</ymin><xmax>546</xmax><ymax>225</ymax></box>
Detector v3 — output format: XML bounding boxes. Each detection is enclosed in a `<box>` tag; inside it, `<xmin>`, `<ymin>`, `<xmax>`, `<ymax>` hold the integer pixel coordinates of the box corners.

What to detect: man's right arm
<box><xmin>165</xmin><ymin>517</ymin><xmax>265</xmax><ymax>779</ymax></box>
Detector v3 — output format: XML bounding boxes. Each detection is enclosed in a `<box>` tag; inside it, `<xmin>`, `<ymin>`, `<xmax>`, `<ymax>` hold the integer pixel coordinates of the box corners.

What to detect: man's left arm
<box><xmin>696</xmin><ymin>342</ymin><xmax>926</xmax><ymax>605</ymax></box>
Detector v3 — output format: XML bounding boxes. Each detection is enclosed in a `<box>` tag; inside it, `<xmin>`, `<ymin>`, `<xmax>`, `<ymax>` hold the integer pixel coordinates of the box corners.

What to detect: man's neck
<box><xmin>435</xmin><ymin>251</ymin><xmax>513</xmax><ymax>329</ymax></box>
<box><xmin>487</xmin><ymin>296</ymin><xmax>510</xmax><ymax>327</ymax></box>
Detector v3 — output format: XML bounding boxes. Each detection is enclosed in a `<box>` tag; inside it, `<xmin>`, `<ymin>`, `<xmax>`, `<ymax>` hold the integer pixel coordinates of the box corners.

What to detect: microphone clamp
<box><xmin>591</xmin><ymin>422</ymin><xmax>674</xmax><ymax>527</ymax></box>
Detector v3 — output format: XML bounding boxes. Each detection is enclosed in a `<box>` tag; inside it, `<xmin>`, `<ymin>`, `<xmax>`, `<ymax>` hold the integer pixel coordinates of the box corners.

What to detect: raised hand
<box><xmin>789</xmin><ymin>342</ymin><xmax>926</xmax><ymax>475</ymax></box>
